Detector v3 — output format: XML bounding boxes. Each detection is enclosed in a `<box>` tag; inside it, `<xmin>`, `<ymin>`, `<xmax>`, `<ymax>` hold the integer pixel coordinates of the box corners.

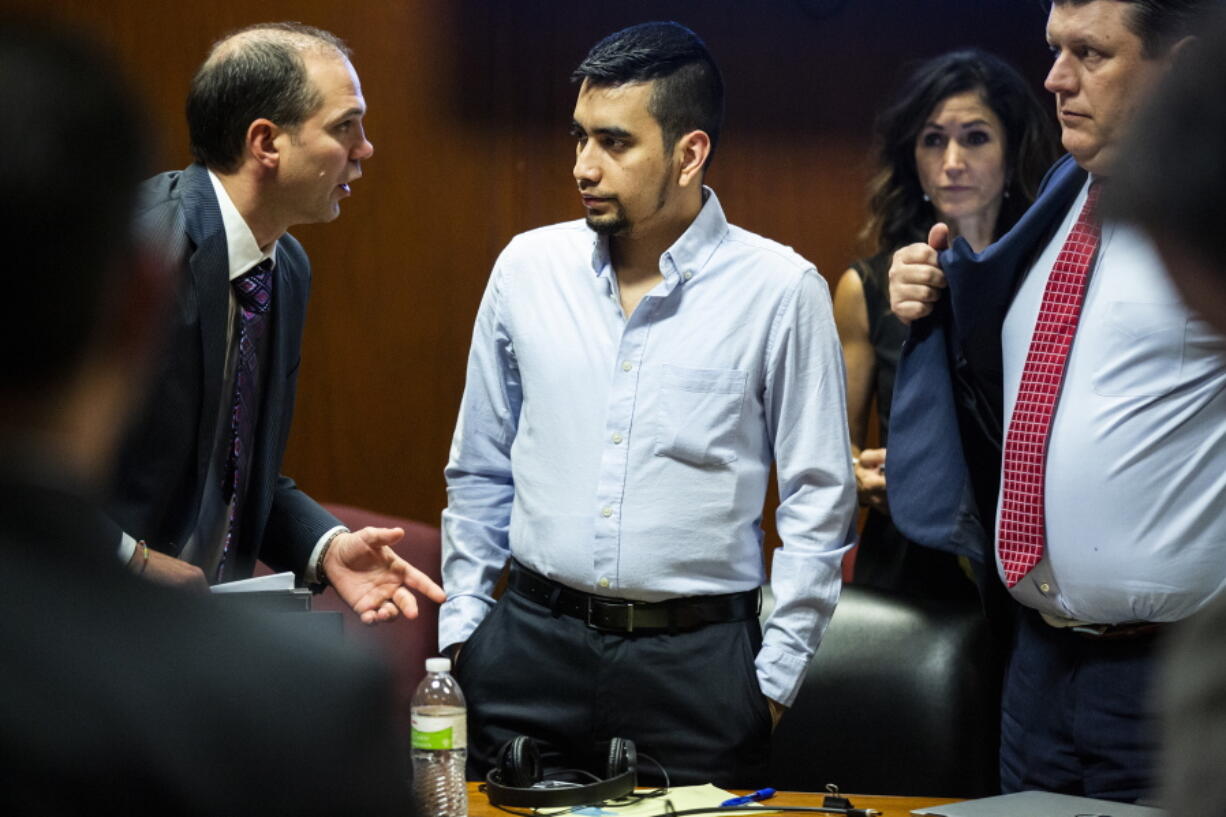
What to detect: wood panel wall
<box><xmin>16</xmin><ymin>0</ymin><xmax>1053</xmax><ymax>545</ymax></box>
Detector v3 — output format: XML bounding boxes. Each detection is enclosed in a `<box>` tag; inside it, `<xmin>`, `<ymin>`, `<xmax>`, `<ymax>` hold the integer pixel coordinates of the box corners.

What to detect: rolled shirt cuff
<box><xmin>755</xmin><ymin>643</ymin><xmax>811</xmax><ymax>708</ymax></box>
<box><xmin>438</xmin><ymin>593</ymin><xmax>498</xmax><ymax>653</ymax></box>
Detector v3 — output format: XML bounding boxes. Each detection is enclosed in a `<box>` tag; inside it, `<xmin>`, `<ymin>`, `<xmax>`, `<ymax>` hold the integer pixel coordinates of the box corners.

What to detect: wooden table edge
<box><xmin>466</xmin><ymin>781</ymin><xmax>964</xmax><ymax>817</ymax></box>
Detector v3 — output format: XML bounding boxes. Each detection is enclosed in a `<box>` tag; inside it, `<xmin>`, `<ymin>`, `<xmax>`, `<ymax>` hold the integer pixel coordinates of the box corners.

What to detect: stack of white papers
<box><xmin>209</xmin><ymin>571</ymin><xmax>296</xmax><ymax>594</ymax></box>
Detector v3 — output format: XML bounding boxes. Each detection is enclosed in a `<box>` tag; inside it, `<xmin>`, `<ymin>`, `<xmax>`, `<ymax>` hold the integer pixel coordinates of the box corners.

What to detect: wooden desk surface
<box><xmin>466</xmin><ymin>782</ymin><xmax>962</xmax><ymax>817</ymax></box>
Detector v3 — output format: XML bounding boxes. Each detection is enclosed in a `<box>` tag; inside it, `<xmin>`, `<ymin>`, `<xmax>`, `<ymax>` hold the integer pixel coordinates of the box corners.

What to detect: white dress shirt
<box><xmin>440</xmin><ymin>189</ymin><xmax>856</xmax><ymax>706</ymax></box>
<box><xmin>1001</xmin><ymin>177</ymin><xmax>1226</xmax><ymax>623</ymax></box>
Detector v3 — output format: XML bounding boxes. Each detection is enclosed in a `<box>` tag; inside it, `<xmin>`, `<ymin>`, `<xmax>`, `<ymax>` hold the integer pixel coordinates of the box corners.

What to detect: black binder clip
<box><xmin>822</xmin><ymin>783</ymin><xmax>854</xmax><ymax>811</ymax></box>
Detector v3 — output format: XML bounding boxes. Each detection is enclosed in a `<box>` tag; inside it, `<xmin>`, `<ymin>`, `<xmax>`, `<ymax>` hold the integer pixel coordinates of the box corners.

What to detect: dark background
<box><xmin>14</xmin><ymin>0</ymin><xmax>1055</xmax><ymax>543</ymax></box>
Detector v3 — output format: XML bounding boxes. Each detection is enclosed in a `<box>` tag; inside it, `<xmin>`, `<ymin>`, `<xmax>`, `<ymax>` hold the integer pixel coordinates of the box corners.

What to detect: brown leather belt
<box><xmin>507</xmin><ymin>560</ymin><xmax>759</xmax><ymax>634</ymax></box>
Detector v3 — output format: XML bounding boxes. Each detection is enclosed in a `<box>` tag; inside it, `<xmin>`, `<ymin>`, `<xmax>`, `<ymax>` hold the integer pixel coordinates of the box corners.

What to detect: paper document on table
<box><xmin>210</xmin><ymin>571</ymin><xmax>296</xmax><ymax>593</ymax></box>
<box><xmin>911</xmin><ymin>790</ymin><xmax>1164</xmax><ymax>816</ymax></box>
<box><xmin>540</xmin><ymin>784</ymin><xmax>781</xmax><ymax>817</ymax></box>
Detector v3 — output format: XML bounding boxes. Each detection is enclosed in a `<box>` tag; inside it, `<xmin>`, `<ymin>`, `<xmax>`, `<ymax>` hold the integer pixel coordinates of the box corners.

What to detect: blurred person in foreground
<box><xmin>0</xmin><ymin>20</ymin><xmax>411</xmax><ymax>814</ymax></box>
<box><xmin>834</xmin><ymin>48</ymin><xmax>1057</xmax><ymax>598</ymax></box>
<box><xmin>1107</xmin><ymin>13</ymin><xmax>1226</xmax><ymax>816</ymax></box>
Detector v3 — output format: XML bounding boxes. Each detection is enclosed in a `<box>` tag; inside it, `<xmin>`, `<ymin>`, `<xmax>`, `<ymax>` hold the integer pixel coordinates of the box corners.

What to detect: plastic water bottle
<box><xmin>411</xmin><ymin>657</ymin><xmax>468</xmax><ymax>817</ymax></box>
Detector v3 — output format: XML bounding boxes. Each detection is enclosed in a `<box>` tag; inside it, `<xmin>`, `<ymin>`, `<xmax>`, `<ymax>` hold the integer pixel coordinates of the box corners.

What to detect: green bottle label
<box><xmin>411</xmin><ymin>726</ymin><xmax>454</xmax><ymax>750</ymax></box>
<box><xmin>411</xmin><ymin>710</ymin><xmax>466</xmax><ymax>750</ymax></box>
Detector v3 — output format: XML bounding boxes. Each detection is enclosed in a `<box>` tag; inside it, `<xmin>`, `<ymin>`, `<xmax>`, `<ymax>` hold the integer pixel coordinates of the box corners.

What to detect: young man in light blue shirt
<box><xmin>441</xmin><ymin>21</ymin><xmax>855</xmax><ymax>786</ymax></box>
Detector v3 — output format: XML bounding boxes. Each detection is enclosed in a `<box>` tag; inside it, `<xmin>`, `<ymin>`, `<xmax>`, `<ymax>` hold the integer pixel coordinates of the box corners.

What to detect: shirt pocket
<box><xmin>1090</xmin><ymin>301</ymin><xmax>1187</xmax><ymax>397</ymax></box>
<box><xmin>653</xmin><ymin>364</ymin><xmax>748</xmax><ymax>467</ymax></box>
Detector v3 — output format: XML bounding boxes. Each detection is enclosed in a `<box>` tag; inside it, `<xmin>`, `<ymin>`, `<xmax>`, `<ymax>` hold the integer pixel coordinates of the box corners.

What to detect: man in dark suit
<box><xmin>885</xmin><ymin>0</ymin><xmax>1224</xmax><ymax>802</ymax></box>
<box><xmin>0</xmin><ymin>21</ymin><xmax>411</xmax><ymax>813</ymax></box>
<box><xmin>106</xmin><ymin>22</ymin><xmax>444</xmax><ymax>622</ymax></box>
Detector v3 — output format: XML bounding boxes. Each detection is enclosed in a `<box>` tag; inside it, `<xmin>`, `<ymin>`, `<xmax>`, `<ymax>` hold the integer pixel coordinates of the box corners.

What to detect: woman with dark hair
<box><xmin>835</xmin><ymin>48</ymin><xmax>1059</xmax><ymax>596</ymax></box>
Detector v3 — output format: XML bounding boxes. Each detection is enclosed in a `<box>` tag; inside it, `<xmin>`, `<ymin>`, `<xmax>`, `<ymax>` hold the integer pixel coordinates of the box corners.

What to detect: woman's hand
<box><xmin>854</xmin><ymin>447</ymin><xmax>888</xmax><ymax>513</ymax></box>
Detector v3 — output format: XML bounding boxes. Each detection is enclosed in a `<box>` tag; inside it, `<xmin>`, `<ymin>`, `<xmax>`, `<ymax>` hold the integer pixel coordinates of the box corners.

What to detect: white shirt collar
<box><xmin>206</xmin><ymin>170</ymin><xmax>277</xmax><ymax>281</ymax></box>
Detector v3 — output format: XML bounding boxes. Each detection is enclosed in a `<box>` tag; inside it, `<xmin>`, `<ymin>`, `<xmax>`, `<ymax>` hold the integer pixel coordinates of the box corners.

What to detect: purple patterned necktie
<box><xmin>218</xmin><ymin>259</ymin><xmax>274</xmax><ymax>581</ymax></box>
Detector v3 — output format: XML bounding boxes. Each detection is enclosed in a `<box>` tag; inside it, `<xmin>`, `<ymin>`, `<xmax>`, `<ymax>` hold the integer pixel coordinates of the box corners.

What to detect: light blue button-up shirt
<box><xmin>440</xmin><ymin>189</ymin><xmax>855</xmax><ymax>706</ymax></box>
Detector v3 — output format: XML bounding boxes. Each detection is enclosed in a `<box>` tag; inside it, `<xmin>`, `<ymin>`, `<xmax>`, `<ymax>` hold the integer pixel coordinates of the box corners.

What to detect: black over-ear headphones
<box><xmin>484</xmin><ymin>736</ymin><xmax>638</xmax><ymax>808</ymax></box>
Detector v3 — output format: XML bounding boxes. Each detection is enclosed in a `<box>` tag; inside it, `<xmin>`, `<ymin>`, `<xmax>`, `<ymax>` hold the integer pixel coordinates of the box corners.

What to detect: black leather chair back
<box><xmin>764</xmin><ymin>584</ymin><xmax>1000</xmax><ymax>797</ymax></box>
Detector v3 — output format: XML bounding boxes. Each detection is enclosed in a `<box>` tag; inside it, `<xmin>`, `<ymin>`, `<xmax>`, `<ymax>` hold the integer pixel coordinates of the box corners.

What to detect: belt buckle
<box><xmin>1070</xmin><ymin>624</ymin><xmax>1110</xmax><ymax>637</ymax></box>
<box><xmin>587</xmin><ymin>598</ymin><xmax>634</xmax><ymax>633</ymax></box>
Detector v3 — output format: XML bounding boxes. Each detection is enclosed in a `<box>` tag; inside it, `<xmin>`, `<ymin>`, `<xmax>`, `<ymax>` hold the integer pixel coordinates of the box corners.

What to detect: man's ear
<box><xmin>675</xmin><ymin>129</ymin><xmax>711</xmax><ymax>189</ymax></box>
<box><xmin>247</xmin><ymin>118</ymin><xmax>281</xmax><ymax>170</ymax></box>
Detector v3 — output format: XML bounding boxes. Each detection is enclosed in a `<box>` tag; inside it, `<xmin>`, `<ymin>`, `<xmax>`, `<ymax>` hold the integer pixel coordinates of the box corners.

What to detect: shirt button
<box><xmin>598</xmin><ymin>577</ymin><xmax>610</xmax><ymax>588</ymax></box>
<box><xmin>611</xmin><ymin>433</ymin><xmax>623</xmax><ymax>444</ymax></box>
<box><xmin>621</xmin><ymin>361</ymin><xmax>633</xmax><ymax>372</ymax></box>
<box><xmin>683</xmin><ymin>271</ymin><xmax>693</xmax><ymax>280</ymax></box>
<box><xmin>601</xmin><ymin>507</ymin><xmax>613</xmax><ymax>518</ymax></box>
<box><xmin>1039</xmin><ymin>583</ymin><xmax>1051</xmax><ymax>594</ymax></box>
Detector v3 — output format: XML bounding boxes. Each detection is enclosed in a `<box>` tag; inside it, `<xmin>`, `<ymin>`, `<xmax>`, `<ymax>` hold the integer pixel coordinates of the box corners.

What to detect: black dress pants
<box><xmin>453</xmin><ymin>586</ymin><xmax>772</xmax><ymax>788</ymax></box>
<box><xmin>999</xmin><ymin>607</ymin><xmax>1161</xmax><ymax>802</ymax></box>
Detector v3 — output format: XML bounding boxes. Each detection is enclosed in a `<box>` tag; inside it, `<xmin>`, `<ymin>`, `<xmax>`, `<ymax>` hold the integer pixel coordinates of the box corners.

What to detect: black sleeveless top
<box><xmin>852</xmin><ymin>253</ymin><xmax>908</xmax><ymax>445</ymax></box>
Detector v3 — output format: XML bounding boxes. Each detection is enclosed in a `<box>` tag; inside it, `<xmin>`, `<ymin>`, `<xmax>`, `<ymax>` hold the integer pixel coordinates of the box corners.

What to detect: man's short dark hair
<box><xmin>1051</xmin><ymin>0</ymin><xmax>1217</xmax><ymax>57</ymax></box>
<box><xmin>0</xmin><ymin>20</ymin><xmax>150</xmax><ymax>391</ymax></box>
<box><xmin>187</xmin><ymin>22</ymin><xmax>350</xmax><ymax>173</ymax></box>
<box><xmin>572</xmin><ymin>21</ymin><xmax>724</xmax><ymax>168</ymax></box>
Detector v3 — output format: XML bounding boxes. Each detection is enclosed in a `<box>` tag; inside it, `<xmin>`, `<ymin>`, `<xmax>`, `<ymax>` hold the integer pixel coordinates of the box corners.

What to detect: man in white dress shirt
<box><xmin>887</xmin><ymin>0</ymin><xmax>1224</xmax><ymax>802</ymax></box>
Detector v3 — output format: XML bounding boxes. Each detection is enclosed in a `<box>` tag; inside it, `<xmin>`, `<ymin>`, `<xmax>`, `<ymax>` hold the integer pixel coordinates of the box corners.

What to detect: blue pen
<box><xmin>720</xmin><ymin>788</ymin><xmax>777</xmax><ymax>807</ymax></box>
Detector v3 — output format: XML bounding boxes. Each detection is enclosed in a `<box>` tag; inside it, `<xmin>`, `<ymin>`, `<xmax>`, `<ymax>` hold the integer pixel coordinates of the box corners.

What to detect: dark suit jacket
<box><xmin>885</xmin><ymin>155</ymin><xmax>1087</xmax><ymax>614</ymax></box>
<box><xmin>107</xmin><ymin>164</ymin><xmax>339</xmax><ymax>580</ymax></box>
<box><xmin>0</xmin><ymin>455</ymin><xmax>410</xmax><ymax>814</ymax></box>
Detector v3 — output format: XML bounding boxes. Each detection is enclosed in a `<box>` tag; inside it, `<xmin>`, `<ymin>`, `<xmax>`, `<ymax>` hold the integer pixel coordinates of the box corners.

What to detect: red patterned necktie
<box><xmin>218</xmin><ymin>259</ymin><xmax>274</xmax><ymax>581</ymax></box>
<box><xmin>998</xmin><ymin>182</ymin><xmax>1101</xmax><ymax>588</ymax></box>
